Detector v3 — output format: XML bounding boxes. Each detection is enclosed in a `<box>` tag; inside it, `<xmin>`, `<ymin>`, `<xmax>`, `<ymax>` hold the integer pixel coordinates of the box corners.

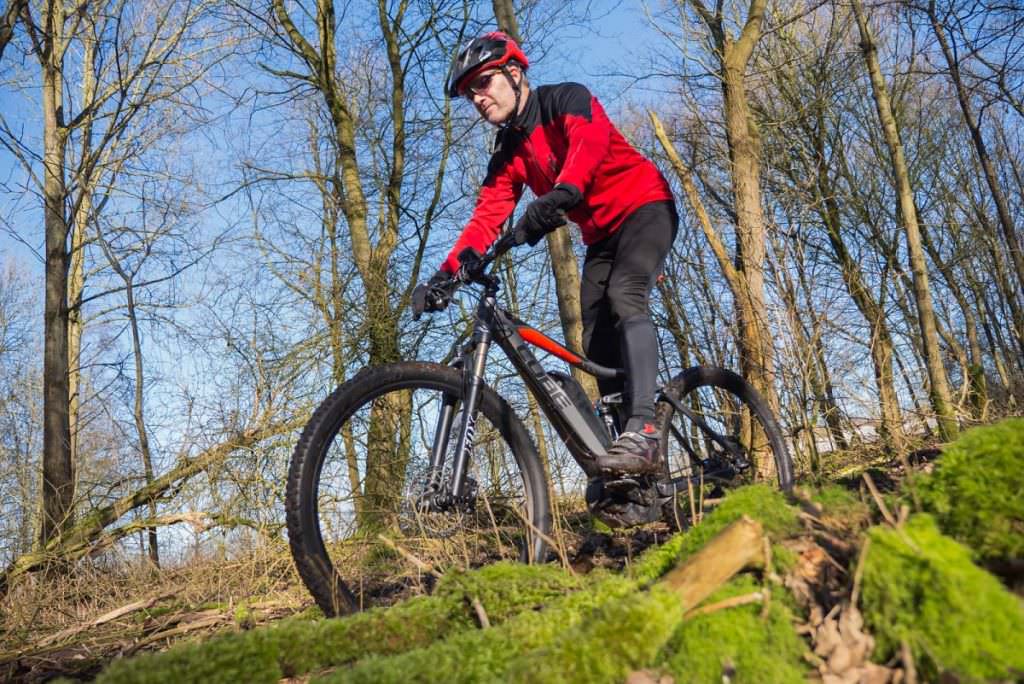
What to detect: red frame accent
<box><xmin>517</xmin><ymin>326</ymin><xmax>583</xmax><ymax>366</ymax></box>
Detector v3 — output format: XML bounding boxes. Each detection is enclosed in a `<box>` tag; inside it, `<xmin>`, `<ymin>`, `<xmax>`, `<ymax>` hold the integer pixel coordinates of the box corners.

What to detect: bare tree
<box><xmin>0</xmin><ymin>0</ymin><xmax>26</xmax><ymax>63</ymax></box>
<box><xmin>0</xmin><ymin>259</ymin><xmax>41</xmax><ymax>566</ymax></box>
<box><xmin>1</xmin><ymin>0</ymin><xmax>225</xmax><ymax>548</ymax></box>
<box><xmin>923</xmin><ymin>0</ymin><xmax>1024</xmax><ymax>300</ymax></box>
<box><xmin>649</xmin><ymin>0</ymin><xmax>783</xmax><ymax>478</ymax></box>
<box><xmin>751</xmin><ymin>7</ymin><xmax>907</xmax><ymax>447</ymax></box>
<box><xmin>851</xmin><ymin>0</ymin><xmax>958</xmax><ymax>440</ymax></box>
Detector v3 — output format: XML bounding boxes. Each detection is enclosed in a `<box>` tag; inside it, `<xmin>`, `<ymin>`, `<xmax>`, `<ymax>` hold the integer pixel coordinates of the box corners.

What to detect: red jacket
<box><xmin>441</xmin><ymin>82</ymin><xmax>674</xmax><ymax>273</ymax></box>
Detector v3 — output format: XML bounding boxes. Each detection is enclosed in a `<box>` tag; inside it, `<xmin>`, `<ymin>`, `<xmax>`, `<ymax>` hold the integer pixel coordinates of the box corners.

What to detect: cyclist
<box><xmin>413</xmin><ymin>31</ymin><xmax>678</xmax><ymax>477</ymax></box>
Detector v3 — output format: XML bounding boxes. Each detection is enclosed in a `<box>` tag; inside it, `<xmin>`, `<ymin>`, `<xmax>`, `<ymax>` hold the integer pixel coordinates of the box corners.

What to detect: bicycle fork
<box><xmin>424</xmin><ymin>323</ymin><xmax>493</xmax><ymax>510</ymax></box>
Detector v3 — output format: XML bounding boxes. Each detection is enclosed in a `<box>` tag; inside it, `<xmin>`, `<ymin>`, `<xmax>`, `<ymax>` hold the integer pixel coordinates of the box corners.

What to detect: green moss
<box><xmin>233</xmin><ymin>602</ymin><xmax>254</xmax><ymax>630</ymax></box>
<box><xmin>771</xmin><ymin>543</ymin><xmax>798</xmax><ymax>575</ymax></box>
<box><xmin>915</xmin><ymin>418</ymin><xmax>1024</xmax><ymax>563</ymax></box>
<box><xmin>860</xmin><ymin>514</ymin><xmax>1024</xmax><ymax>681</ymax></box>
<box><xmin>809</xmin><ymin>483</ymin><xmax>858</xmax><ymax>509</ymax></box>
<box><xmin>810</xmin><ymin>484</ymin><xmax>871</xmax><ymax>526</ymax></box>
<box><xmin>133</xmin><ymin>604</ymin><xmax>178</xmax><ymax>622</ymax></box>
<box><xmin>330</xmin><ymin>489</ymin><xmax>801</xmax><ymax>684</ymax></box>
<box><xmin>96</xmin><ymin>562</ymin><xmax>580</xmax><ymax>684</ymax></box>
<box><xmin>325</xmin><ymin>573</ymin><xmax>639</xmax><ymax>683</ymax></box>
<box><xmin>433</xmin><ymin>561</ymin><xmax>584</xmax><ymax>622</ymax></box>
<box><xmin>631</xmin><ymin>484</ymin><xmax>800</xmax><ymax>584</ymax></box>
<box><xmin>658</xmin><ymin>575</ymin><xmax>809</xmax><ymax>683</ymax></box>
<box><xmin>503</xmin><ymin>584</ymin><xmax>681</xmax><ymax>683</ymax></box>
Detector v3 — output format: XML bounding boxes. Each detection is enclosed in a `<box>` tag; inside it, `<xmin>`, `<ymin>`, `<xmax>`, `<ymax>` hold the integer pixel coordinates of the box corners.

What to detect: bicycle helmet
<box><xmin>446</xmin><ymin>31</ymin><xmax>529</xmax><ymax>99</ymax></box>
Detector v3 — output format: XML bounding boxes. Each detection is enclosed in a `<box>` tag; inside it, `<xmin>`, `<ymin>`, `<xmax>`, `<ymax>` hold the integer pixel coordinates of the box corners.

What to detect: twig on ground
<box><xmin>901</xmin><ymin>639</ymin><xmax>917</xmax><ymax>684</ymax></box>
<box><xmin>471</xmin><ymin>596</ymin><xmax>490</xmax><ymax>629</ymax></box>
<box><xmin>515</xmin><ymin>510</ymin><xmax>576</xmax><ymax>575</ymax></box>
<box><xmin>850</xmin><ymin>536</ymin><xmax>871</xmax><ymax>610</ymax></box>
<box><xmin>898</xmin><ymin>504</ymin><xmax>910</xmax><ymax>526</ymax></box>
<box><xmin>35</xmin><ymin>591</ymin><xmax>177</xmax><ymax>648</ymax></box>
<box><xmin>760</xmin><ymin>587</ymin><xmax>772</xmax><ymax>620</ymax></box>
<box><xmin>791</xmin><ymin>487</ymin><xmax>824</xmax><ymax>518</ymax></box>
<box><xmin>376</xmin><ymin>535</ymin><xmax>443</xmax><ymax>580</ymax></box>
<box><xmin>685</xmin><ymin>591</ymin><xmax>764</xmax><ymax>618</ymax></box>
<box><xmin>660</xmin><ymin>516</ymin><xmax>765</xmax><ymax>611</ymax></box>
<box><xmin>862</xmin><ymin>472</ymin><xmax>897</xmax><ymax>526</ymax></box>
<box><xmin>125</xmin><ymin>614</ymin><xmax>225</xmax><ymax>655</ymax></box>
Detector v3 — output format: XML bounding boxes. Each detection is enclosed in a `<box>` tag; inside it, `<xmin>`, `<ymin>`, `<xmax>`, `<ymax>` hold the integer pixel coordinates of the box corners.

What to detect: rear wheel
<box><xmin>656</xmin><ymin>366</ymin><xmax>793</xmax><ymax>529</ymax></box>
<box><xmin>286</xmin><ymin>362</ymin><xmax>551</xmax><ymax>616</ymax></box>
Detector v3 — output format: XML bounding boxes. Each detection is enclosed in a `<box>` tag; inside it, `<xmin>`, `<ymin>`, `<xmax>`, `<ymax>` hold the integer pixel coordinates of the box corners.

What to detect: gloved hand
<box><xmin>412</xmin><ymin>270</ymin><xmax>455</xmax><ymax>320</ymax></box>
<box><xmin>512</xmin><ymin>183</ymin><xmax>582</xmax><ymax>246</ymax></box>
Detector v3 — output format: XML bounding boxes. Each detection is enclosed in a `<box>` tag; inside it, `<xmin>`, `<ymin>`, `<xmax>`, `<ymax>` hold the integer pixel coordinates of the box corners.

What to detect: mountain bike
<box><xmin>286</xmin><ymin>234</ymin><xmax>794</xmax><ymax>616</ymax></box>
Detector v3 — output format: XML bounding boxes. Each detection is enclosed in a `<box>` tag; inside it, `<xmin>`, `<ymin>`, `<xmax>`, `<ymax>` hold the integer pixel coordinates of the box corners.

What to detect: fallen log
<box><xmin>35</xmin><ymin>591</ymin><xmax>178</xmax><ymax>649</ymax></box>
<box><xmin>0</xmin><ymin>416</ymin><xmax>302</xmax><ymax>596</ymax></box>
<box><xmin>504</xmin><ymin>516</ymin><xmax>768</xmax><ymax>683</ymax></box>
<box><xmin>659</xmin><ymin>515</ymin><xmax>766</xmax><ymax>609</ymax></box>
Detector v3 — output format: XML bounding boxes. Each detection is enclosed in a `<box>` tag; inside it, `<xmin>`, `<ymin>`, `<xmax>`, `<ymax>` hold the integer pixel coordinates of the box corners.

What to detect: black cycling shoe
<box><xmin>595</xmin><ymin>426</ymin><xmax>661</xmax><ymax>476</ymax></box>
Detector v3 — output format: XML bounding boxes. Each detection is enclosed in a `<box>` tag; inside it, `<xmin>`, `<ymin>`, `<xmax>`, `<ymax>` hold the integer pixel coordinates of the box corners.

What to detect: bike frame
<box><xmin>423</xmin><ymin>246</ymin><xmax>751</xmax><ymax>508</ymax></box>
<box><xmin>426</xmin><ymin>275</ymin><xmax>618</xmax><ymax>502</ymax></box>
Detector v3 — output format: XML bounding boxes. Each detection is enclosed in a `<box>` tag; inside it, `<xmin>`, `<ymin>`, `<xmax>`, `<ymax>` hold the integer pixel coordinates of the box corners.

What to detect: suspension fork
<box><xmin>424</xmin><ymin>320</ymin><xmax>494</xmax><ymax>502</ymax></box>
<box><xmin>426</xmin><ymin>389</ymin><xmax>458</xmax><ymax>491</ymax></box>
<box><xmin>449</xmin><ymin>324</ymin><xmax>492</xmax><ymax>497</ymax></box>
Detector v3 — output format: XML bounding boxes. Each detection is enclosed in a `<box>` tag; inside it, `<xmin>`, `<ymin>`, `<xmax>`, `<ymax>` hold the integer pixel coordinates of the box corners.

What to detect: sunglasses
<box><xmin>464</xmin><ymin>71</ymin><xmax>500</xmax><ymax>98</ymax></box>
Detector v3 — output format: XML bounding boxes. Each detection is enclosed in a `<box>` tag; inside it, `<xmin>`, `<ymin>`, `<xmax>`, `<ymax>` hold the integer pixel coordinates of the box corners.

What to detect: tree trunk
<box><xmin>720</xmin><ymin>54</ymin><xmax>781</xmax><ymax>431</ymax></box>
<box><xmin>650</xmin><ymin>106</ymin><xmax>777</xmax><ymax>478</ymax></box>
<box><xmin>66</xmin><ymin>18</ymin><xmax>98</xmax><ymax>500</ymax></box>
<box><xmin>920</xmin><ymin>206</ymin><xmax>988</xmax><ymax>419</ymax></box>
<box><xmin>0</xmin><ymin>0</ymin><xmax>26</xmax><ymax>63</ymax></box>
<box><xmin>768</xmin><ymin>232</ymin><xmax>845</xmax><ymax>466</ymax></box>
<box><xmin>682</xmin><ymin>0</ymin><xmax>781</xmax><ymax>478</ymax></box>
<box><xmin>39</xmin><ymin>0</ymin><xmax>74</xmax><ymax>546</ymax></box>
<box><xmin>927</xmin><ymin>2</ymin><xmax>1024</xmax><ymax>298</ymax></box>
<box><xmin>793</xmin><ymin>239</ymin><xmax>848</xmax><ymax>451</ymax></box>
<box><xmin>967</xmin><ymin>187</ymin><xmax>1024</xmax><ymax>366</ymax></box>
<box><xmin>852</xmin><ymin>0</ymin><xmax>957</xmax><ymax>440</ymax></box>
<box><xmin>126</xmin><ymin>280</ymin><xmax>159</xmax><ymax>566</ymax></box>
<box><xmin>491</xmin><ymin>2</ymin><xmax>598</xmax><ymax>400</ymax></box>
<box><xmin>545</xmin><ymin>231</ymin><xmax>599</xmax><ymax>400</ymax></box>
<box><xmin>826</xmin><ymin>116</ymin><xmax>907</xmax><ymax>447</ymax></box>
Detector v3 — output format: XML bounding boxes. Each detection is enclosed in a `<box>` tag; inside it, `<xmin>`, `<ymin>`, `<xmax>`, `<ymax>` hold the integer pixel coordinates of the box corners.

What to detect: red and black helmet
<box><xmin>446</xmin><ymin>31</ymin><xmax>529</xmax><ymax>98</ymax></box>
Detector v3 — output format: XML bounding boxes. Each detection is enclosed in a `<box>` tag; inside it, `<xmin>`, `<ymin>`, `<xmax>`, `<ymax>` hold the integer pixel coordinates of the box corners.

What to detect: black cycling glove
<box><xmin>412</xmin><ymin>270</ymin><xmax>455</xmax><ymax>320</ymax></box>
<box><xmin>512</xmin><ymin>183</ymin><xmax>582</xmax><ymax>246</ymax></box>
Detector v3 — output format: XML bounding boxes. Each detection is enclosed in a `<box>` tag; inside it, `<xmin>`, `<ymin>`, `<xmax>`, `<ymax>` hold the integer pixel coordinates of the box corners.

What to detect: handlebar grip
<box><xmin>492</xmin><ymin>231</ymin><xmax>518</xmax><ymax>256</ymax></box>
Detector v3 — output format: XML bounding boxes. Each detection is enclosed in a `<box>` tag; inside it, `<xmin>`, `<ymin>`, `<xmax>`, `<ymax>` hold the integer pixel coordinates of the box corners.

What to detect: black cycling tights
<box><xmin>580</xmin><ymin>200</ymin><xmax>678</xmax><ymax>433</ymax></box>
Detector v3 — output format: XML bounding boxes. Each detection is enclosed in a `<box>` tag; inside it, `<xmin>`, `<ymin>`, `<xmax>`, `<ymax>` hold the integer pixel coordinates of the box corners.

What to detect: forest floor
<box><xmin>1</xmin><ymin>418</ymin><xmax>1022</xmax><ymax>683</ymax></box>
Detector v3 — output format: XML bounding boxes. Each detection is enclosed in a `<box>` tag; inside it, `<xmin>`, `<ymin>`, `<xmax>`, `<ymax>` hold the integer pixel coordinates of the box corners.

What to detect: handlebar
<box><xmin>452</xmin><ymin>230</ymin><xmax>518</xmax><ymax>287</ymax></box>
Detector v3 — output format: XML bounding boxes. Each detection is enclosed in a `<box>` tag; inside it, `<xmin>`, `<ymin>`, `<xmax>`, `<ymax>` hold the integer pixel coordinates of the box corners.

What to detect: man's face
<box><xmin>466</xmin><ymin>66</ymin><xmax>522</xmax><ymax>126</ymax></box>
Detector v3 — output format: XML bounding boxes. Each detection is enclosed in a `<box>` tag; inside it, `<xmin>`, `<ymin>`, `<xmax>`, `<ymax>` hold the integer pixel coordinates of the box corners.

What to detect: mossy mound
<box><xmin>631</xmin><ymin>484</ymin><xmax>800</xmax><ymax>584</ymax></box>
<box><xmin>95</xmin><ymin>484</ymin><xmax>806</xmax><ymax>683</ymax></box>
<box><xmin>808</xmin><ymin>484</ymin><xmax>871</xmax><ymax>527</ymax></box>
<box><xmin>502</xmin><ymin>584</ymin><xmax>682</xmax><ymax>683</ymax></box>
<box><xmin>658</xmin><ymin>575</ymin><xmax>808</xmax><ymax>684</ymax></box>
<box><xmin>96</xmin><ymin>562</ymin><xmax>582</xmax><ymax>684</ymax></box>
<box><xmin>860</xmin><ymin>514</ymin><xmax>1024</xmax><ymax>681</ymax></box>
<box><xmin>328</xmin><ymin>573</ymin><xmax>639</xmax><ymax>683</ymax></box>
<box><xmin>335</xmin><ymin>485</ymin><xmax>802</xmax><ymax>683</ymax></box>
<box><xmin>915</xmin><ymin>417</ymin><xmax>1024</xmax><ymax>563</ymax></box>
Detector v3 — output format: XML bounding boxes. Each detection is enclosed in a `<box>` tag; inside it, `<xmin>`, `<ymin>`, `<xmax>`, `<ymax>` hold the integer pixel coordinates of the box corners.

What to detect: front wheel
<box><xmin>286</xmin><ymin>362</ymin><xmax>551</xmax><ymax>616</ymax></box>
<box><xmin>656</xmin><ymin>366</ymin><xmax>793</xmax><ymax>529</ymax></box>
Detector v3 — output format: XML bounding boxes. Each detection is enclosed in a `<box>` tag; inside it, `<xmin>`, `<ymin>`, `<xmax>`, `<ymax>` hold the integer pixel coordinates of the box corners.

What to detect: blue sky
<box><xmin>0</xmin><ymin>0</ymin><xmax>668</xmax><ymax>274</ymax></box>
